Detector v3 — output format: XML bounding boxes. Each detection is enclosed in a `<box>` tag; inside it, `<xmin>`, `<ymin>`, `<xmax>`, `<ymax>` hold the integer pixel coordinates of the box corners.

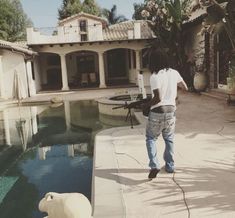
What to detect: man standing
<box><xmin>144</xmin><ymin>48</ymin><xmax>188</xmax><ymax>179</ymax></box>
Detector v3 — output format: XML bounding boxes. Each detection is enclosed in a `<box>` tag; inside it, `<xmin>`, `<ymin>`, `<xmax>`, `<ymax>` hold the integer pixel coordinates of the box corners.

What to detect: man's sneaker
<box><xmin>165</xmin><ymin>162</ymin><xmax>175</xmax><ymax>173</ymax></box>
<box><xmin>148</xmin><ymin>168</ymin><xmax>160</xmax><ymax>179</ymax></box>
<box><xmin>165</xmin><ymin>167</ymin><xmax>174</xmax><ymax>173</ymax></box>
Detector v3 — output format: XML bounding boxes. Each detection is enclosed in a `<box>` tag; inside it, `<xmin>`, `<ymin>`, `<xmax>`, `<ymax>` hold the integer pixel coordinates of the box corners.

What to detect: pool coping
<box><xmin>92</xmin><ymin>112</ymin><xmax>145</xmax><ymax>218</ymax></box>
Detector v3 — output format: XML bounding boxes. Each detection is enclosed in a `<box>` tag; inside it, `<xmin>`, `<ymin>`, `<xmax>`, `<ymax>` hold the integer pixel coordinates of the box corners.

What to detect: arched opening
<box><xmin>217</xmin><ymin>30</ymin><xmax>233</xmax><ymax>87</ymax></box>
<box><xmin>104</xmin><ymin>48</ymin><xmax>135</xmax><ymax>86</ymax></box>
<box><xmin>38</xmin><ymin>53</ymin><xmax>62</xmax><ymax>90</ymax></box>
<box><xmin>66</xmin><ymin>50</ymin><xmax>99</xmax><ymax>88</ymax></box>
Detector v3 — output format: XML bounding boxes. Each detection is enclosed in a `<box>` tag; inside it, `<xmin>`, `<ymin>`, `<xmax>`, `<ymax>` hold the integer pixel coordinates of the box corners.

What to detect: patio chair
<box><xmin>81</xmin><ymin>73</ymin><xmax>89</xmax><ymax>86</ymax></box>
<box><xmin>89</xmin><ymin>73</ymin><xmax>97</xmax><ymax>84</ymax></box>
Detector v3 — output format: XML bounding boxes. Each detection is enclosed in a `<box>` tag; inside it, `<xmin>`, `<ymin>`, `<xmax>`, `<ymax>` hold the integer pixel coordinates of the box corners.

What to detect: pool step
<box><xmin>0</xmin><ymin>176</ymin><xmax>19</xmax><ymax>203</ymax></box>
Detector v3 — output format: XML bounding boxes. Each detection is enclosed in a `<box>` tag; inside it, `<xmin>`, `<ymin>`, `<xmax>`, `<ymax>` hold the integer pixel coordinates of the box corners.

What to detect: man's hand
<box><xmin>177</xmin><ymin>81</ymin><xmax>188</xmax><ymax>91</ymax></box>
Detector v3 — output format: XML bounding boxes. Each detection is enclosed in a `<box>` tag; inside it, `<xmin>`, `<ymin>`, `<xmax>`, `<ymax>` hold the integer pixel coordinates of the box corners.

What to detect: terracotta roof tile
<box><xmin>0</xmin><ymin>39</ymin><xmax>37</xmax><ymax>55</ymax></box>
<box><xmin>103</xmin><ymin>20</ymin><xmax>153</xmax><ymax>41</ymax></box>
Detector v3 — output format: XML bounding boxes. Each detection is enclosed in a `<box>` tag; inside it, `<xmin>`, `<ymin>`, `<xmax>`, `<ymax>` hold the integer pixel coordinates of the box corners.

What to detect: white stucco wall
<box><xmin>86</xmin><ymin>19</ymin><xmax>103</xmax><ymax>41</ymax></box>
<box><xmin>61</xmin><ymin>17</ymin><xmax>103</xmax><ymax>41</ymax></box>
<box><xmin>61</xmin><ymin>21</ymin><xmax>80</xmax><ymax>42</ymax></box>
<box><xmin>3</xmin><ymin>106</ymin><xmax>34</xmax><ymax>146</ymax></box>
<box><xmin>1</xmin><ymin>50</ymin><xmax>29</xmax><ymax>99</ymax></box>
<box><xmin>27</xmin><ymin>16</ymin><xmax>104</xmax><ymax>45</ymax></box>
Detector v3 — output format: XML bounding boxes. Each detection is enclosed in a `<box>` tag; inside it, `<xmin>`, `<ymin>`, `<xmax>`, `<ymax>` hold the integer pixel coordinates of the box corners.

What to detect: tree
<box><xmin>58</xmin><ymin>0</ymin><xmax>101</xmax><ymax>20</ymax></box>
<box><xmin>135</xmin><ymin>0</ymin><xmax>191</xmax><ymax>82</ymax></box>
<box><xmin>82</xmin><ymin>0</ymin><xmax>101</xmax><ymax>16</ymax></box>
<box><xmin>203</xmin><ymin>0</ymin><xmax>235</xmax><ymax>50</ymax></box>
<box><xmin>102</xmin><ymin>5</ymin><xmax>127</xmax><ymax>25</ymax></box>
<box><xmin>0</xmin><ymin>0</ymin><xmax>32</xmax><ymax>41</ymax></box>
<box><xmin>58</xmin><ymin>0</ymin><xmax>82</xmax><ymax>20</ymax></box>
<box><xmin>132</xmin><ymin>0</ymin><xmax>149</xmax><ymax>20</ymax></box>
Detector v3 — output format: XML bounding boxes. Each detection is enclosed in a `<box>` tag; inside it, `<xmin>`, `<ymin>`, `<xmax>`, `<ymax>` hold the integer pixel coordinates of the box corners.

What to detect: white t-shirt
<box><xmin>150</xmin><ymin>68</ymin><xmax>183</xmax><ymax>109</ymax></box>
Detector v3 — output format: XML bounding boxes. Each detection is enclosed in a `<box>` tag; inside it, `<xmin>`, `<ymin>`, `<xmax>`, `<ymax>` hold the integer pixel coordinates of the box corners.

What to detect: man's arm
<box><xmin>177</xmin><ymin>80</ymin><xmax>188</xmax><ymax>91</ymax></box>
<box><xmin>143</xmin><ymin>89</ymin><xmax>160</xmax><ymax>109</ymax></box>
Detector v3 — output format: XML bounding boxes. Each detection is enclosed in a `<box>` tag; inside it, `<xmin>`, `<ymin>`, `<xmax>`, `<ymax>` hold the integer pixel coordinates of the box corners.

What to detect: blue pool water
<box><xmin>0</xmin><ymin>100</ymin><xmax>135</xmax><ymax>218</ymax></box>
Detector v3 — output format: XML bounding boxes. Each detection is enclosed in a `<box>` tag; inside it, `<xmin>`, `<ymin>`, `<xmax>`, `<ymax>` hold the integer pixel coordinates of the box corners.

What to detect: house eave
<box><xmin>0</xmin><ymin>43</ymin><xmax>37</xmax><ymax>57</ymax></box>
<box><xmin>27</xmin><ymin>38</ymin><xmax>154</xmax><ymax>47</ymax></box>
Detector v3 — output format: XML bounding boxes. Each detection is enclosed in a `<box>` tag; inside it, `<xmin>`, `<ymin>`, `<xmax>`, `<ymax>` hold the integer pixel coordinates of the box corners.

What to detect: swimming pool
<box><xmin>0</xmin><ymin>100</ymin><xmax>136</xmax><ymax>218</ymax></box>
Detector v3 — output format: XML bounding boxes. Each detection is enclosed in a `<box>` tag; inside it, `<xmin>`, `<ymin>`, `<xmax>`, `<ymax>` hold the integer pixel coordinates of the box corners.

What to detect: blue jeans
<box><xmin>146</xmin><ymin>111</ymin><xmax>176</xmax><ymax>172</ymax></box>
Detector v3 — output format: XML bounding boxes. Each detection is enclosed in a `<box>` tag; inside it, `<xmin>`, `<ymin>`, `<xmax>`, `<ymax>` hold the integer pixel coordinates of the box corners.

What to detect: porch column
<box><xmin>31</xmin><ymin>106</ymin><xmax>38</xmax><ymax>135</ymax></box>
<box><xmin>64</xmin><ymin>101</ymin><xmax>71</xmax><ymax>130</ymax></box>
<box><xmin>60</xmin><ymin>54</ymin><xmax>69</xmax><ymax>90</ymax></box>
<box><xmin>3</xmin><ymin>110</ymin><xmax>11</xmax><ymax>146</ymax></box>
<box><xmin>26</xmin><ymin>60</ymin><xmax>36</xmax><ymax>96</ymax></box>
<box><xmin>0</xmin><ymin>56</ymin><xmax>5</xmax><ymax>98</ymax></box>
<box><xmin>98</xmin><ymin>51</ymin><xmax>106</xmax><ymax>88</ymax></box>
<box><xmin>135</xmin><ymin>50</ymin><xmax>141</xmax><ymax>85</ymax></box>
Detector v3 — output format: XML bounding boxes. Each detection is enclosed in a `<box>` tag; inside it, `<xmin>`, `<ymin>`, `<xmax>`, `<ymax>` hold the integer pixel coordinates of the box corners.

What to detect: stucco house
<box><xmin>26</xmin><ymin>12</ymin><xmax>154</xmax><ymax>92</ymax></box>
<box><xmin>0</xmin><ymin>40</ymin><xmax>38</xmax><ymax>148</ymax></box>
<box><xmin>0</xmin><ymin>40</ymin><xmax>37</xmax><ymax>100</ymax></box>
<box><xmin>183</xmin><ymin>1</ymin><xmax>232</xmax><ymax>93</ymax></box>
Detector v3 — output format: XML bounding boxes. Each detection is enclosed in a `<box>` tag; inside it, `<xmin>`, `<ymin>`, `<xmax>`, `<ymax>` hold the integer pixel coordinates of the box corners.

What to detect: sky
<box><xmin>20</xmin><ymin>0</ymin><xmax>144</xmax><ymax>28</ymax></box>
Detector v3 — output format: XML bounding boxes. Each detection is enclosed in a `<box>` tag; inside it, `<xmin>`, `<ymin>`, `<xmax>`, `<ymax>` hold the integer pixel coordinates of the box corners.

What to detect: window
<box><xmin>79</xmin><ymin>20</ymin><xmax>87</xmax><ymax>32</ymax></box>
<box><xmin>81</xmin><ymin>34</ymin><xmax>88</xmax><ymax>42</ymax></box>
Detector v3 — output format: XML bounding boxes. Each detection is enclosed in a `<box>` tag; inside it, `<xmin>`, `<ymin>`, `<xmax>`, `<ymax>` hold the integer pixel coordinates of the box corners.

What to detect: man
<box><xmin>144</xmin><ymin>48</ymin><xmax>188</xmax><ymax>179</ymax></box>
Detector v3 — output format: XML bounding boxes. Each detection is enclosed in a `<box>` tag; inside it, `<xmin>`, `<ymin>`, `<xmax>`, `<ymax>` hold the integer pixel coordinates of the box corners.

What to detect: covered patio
<box><xmin>32</xmin><ymin>41</ymin><xmax>149</xmax><ymax>92</ymax></box>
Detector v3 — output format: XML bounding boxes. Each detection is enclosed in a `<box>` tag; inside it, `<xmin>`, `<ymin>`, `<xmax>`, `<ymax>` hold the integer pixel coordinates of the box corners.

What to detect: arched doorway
<box><xmin>66</xmin><ymin>51</ymin><xmax>99</xmax><ymax>88</ymax></box>
<box><xmin>217</xmin><ymin>30</ymin><xmax>233</xmax><ymax>88</ymax></box>
<box><xmin>104</xmin><ymin>48</ymin><xmax>130</xmax><ymax>86</ymax></box>
<box><xmin>39</xmin><ymin>53</ymin><xmax>62</xmax><ymax>90</ymax></box>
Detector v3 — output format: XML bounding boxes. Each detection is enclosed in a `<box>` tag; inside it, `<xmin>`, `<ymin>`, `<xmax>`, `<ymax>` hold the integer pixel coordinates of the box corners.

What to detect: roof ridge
<box><xmin>59</xmin><ymin>12</ymin><xmax>107</xmax><ymax>25</ymax></box>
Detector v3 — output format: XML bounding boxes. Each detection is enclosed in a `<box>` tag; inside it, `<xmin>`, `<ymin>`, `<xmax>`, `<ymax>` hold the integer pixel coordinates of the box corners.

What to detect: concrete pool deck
<box><xmin>93</xmin><ymin>91</ymin><xmax>235</xmax><ymax>218</ymax></box>
<box><xmin>1</xmin><ymin>87</ymin><xmax>235</xmax><ymax>217</ymax></box>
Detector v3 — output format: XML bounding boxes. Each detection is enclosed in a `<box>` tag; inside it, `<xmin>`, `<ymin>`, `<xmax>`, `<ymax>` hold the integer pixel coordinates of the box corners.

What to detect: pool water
<box><xmin>0</xmin><ymin>100</ymin><xmax>136</xmax><ymax>218</ymax></box>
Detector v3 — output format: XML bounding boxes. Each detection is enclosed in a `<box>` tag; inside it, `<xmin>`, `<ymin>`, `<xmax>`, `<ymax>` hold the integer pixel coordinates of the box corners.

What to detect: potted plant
<box><xmin>193</xmin><ymin>64</ymin><xmax>208</xmax><ymax>92</ymax></box>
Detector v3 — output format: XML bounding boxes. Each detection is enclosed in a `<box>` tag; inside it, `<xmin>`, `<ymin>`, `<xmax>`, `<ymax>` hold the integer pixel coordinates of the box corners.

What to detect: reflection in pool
<box><xmin>0</xmin><ymin>100</ymin><xmax>136</xmax><ymax>218</ymax></box>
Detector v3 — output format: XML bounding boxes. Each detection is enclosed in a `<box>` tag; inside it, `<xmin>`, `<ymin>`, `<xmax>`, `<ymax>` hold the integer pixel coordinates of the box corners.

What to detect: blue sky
<box><xmin>20</xmin><ymin>0</ymin><xmax>144</xmax><ymax>28</ymax></box>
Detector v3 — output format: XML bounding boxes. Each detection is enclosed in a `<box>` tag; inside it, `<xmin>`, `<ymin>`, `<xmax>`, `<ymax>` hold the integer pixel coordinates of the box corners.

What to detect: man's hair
<box><xmin>148</xmin><ymin>48</ymin><xmax>170</xmax><ymax>73</ymax></box>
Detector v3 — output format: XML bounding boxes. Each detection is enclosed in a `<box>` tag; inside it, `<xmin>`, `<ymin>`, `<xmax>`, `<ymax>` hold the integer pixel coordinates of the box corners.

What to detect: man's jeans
<box><xmin>146</xmin><ymin>111</ymin><xmax>176</xmax><ymax>172</ymax></box>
